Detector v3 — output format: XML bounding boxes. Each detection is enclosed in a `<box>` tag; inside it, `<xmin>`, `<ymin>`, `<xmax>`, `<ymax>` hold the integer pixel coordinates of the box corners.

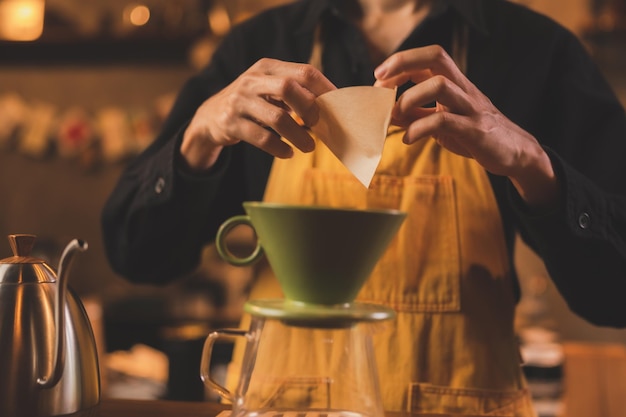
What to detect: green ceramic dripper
<box><xmin>215</xmin><ymin>202</ymin><xmax>406</xmax><ymax>307</ymax></box>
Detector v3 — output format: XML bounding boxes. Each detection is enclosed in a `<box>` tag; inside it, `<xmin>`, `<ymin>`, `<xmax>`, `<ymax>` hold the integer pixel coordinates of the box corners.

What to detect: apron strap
<box><xmin>309</xmin><ymin>25</ymin><xmax>324</xmax><ymax>72</ymax></box>
<box><xmin>452</xmin><ymin>21</ymin><xmax>469</xmax><ymax>75</ymax></box>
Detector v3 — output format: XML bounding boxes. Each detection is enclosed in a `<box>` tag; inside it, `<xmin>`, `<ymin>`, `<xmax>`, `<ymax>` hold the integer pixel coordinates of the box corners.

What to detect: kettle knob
<box><xmin>8</xmin><ymin>234</ymin><xmax>36</xmax><ymax>257</ymax></box>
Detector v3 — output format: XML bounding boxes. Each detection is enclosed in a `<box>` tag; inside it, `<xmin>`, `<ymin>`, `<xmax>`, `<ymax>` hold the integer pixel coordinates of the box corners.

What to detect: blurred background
<box><xmin>0</xmin><ymin>0</ymin><xmax>625</xmax><ymax>416</ymax></box>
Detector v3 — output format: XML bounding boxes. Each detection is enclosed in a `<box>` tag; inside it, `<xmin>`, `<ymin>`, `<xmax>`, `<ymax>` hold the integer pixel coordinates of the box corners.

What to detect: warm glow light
<box><xmin>123</xmin><ymin>3</ymin><xmax>150</xmax><ymax>27</ymax></box>
<box><xmin>0</xmin><ymin>0</ymin><xmax>45</xmax><ymax>41</ymax></box>
<box><xmin>208</xmin><ymin>4</ymin><xmax>231</xmax><ymax>36</ymax></box>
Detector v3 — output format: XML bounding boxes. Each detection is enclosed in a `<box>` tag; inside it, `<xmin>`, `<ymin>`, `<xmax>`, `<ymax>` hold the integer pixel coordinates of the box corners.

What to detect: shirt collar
<box><xmin>295</xmin><ymin>0</ymin><xmax>333</xmax><ymax>35</ymax></box>
<box><xmin>442</xmin><ymin>0</ymin><xmax>489</xmax><ymax>35</ymax></box>
<box><xmin>295</xmin><ymin>0</ymin><xmax>488</xmax><ymax>36</ymax></box>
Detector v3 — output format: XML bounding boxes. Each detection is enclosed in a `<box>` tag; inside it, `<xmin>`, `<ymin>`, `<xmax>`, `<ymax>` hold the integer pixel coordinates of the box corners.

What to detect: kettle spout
<box><xmin>37</xmin><ymin>239</ymin><xmax>88</xmax><ymax>388</ymax></box>
<box><xmin>57</xmin><ymin>239</ymin><xmax>89</xmax><ymax>291</ymax></box>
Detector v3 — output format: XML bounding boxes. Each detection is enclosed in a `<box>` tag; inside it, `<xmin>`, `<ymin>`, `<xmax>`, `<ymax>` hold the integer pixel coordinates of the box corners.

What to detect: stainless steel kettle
<box><xmin>0</xmin><ymin>234</ymin><xmax>100</xmax><ymax>417</ymax></box>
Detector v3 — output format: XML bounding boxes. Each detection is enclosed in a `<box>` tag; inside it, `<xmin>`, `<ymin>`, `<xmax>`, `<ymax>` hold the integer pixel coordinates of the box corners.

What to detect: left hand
<box><xmin>374</xmin><ymin>45</ymin><xmax>559</xmax><ymax>210</ymax></box>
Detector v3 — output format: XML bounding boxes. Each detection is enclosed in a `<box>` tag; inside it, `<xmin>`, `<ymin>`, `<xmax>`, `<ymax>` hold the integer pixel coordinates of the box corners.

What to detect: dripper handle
<box><xmin>215</xmin><ymin>215</ymin><xmax>263</xmax><ymax>266</ymax></box>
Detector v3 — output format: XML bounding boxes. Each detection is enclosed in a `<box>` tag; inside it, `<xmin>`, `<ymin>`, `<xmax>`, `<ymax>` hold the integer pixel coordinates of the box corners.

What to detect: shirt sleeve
<box><xmin>510</xmin><ymin>148</ymin><xmax>626</xmax><ymax>327</ymax></box>
<box><xmin>99</xmin><ymin>10</ymin><xmax>298</xmax><ymax>285</ymax></box>
<box><xmin>100</xmin><ymin>39</ymin><xmax>248</xmax><ymax>284</ymax></box>
<box><xmin>100</xmin><ymin>122</ymin><xmax>239</xmax><ymax>284</ymax></box>
<box><xmin>511</xmin><ymin>30</ymin><xmax>626</xmax><ymax>327</ymax></box>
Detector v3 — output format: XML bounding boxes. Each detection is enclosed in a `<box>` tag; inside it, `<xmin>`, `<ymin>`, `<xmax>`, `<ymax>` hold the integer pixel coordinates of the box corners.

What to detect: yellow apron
<box><xmin>226</xmin><ymin>128</ymin><xmax>536</xmax><ymax>416</ymax></box>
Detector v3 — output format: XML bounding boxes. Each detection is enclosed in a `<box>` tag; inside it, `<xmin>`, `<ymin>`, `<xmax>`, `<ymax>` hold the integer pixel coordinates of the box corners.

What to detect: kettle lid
<box><xmin>0</xmin><ymin>234</ymin><xmax>56</xmax><ymax>284</ymax></box>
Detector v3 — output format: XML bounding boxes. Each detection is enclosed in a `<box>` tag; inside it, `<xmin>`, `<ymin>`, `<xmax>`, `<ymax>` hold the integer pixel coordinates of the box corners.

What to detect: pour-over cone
<box><xmin>217</xmin><ymin>202</ymin><xmax>406</xmax><ymax>306</ymax></box>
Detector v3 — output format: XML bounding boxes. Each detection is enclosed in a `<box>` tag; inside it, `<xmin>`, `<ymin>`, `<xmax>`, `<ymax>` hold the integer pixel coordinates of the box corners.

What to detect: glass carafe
<box><xmin>201</xmin><ymin>302</ymin><xmax>392</xmax><ymax>417</ymax></box>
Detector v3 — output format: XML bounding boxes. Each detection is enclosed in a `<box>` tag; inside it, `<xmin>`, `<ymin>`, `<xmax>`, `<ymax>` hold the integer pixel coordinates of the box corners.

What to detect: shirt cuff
<box><xmin>508</xmin><ymin>146</ymin><xmax>606</xmax><ymax>242</ymax></box>
<box><xmin>171</xmin><ymin>121</ymin><xmax>232</xmax><ymax>184</ymax></box>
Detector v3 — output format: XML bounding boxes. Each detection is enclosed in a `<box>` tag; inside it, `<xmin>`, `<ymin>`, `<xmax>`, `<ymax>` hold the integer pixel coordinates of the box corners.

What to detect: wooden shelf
<box><xmin>0</xmin><ymin>34</ymin><xmax>205</xmax><ymax>66</ymax></box>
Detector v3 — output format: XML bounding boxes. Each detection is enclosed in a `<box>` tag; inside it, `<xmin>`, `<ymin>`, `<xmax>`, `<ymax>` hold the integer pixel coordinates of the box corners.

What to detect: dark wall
<box><xmin>0</xmin><ymin>64</ymin><xmax>196</xmax><ymax>297</ymax></box>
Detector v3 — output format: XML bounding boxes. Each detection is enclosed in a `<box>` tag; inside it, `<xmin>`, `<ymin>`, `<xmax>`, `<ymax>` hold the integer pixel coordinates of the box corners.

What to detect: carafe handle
<box><xmin>200</xmin><ymin>329</ymin><xmax>248</xmax><ymax>403</ymax></box>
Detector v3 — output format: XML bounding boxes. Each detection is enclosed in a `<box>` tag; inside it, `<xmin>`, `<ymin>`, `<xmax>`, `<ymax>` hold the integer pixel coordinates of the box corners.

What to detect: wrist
<box><xmin>509</xmin><ymin>146</ymin><xmax>561</xmax><ymax>213</ymax></box>
<box><xmin>180</xmin><ymin>125</ymin><xmax>223</xmax><ymax>172</ymax></box>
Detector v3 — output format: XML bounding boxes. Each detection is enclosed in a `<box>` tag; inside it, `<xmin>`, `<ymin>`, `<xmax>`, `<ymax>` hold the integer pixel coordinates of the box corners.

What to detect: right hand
<box><xmin>181</xmin><ymin>58</ymin><xmax>336</xmax><ymax>171</ymax></box>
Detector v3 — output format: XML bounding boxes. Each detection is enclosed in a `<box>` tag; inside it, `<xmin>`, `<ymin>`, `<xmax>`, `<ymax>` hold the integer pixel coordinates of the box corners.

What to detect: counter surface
<box><xmin>94</xmin><ymin>398</ymin><xmax>228</xmax><ymax>417</ymax></box>
<box><xmin>91</xmin><ymin>398</ymin><xmax>485</xmax><ymax>417</ymax></box>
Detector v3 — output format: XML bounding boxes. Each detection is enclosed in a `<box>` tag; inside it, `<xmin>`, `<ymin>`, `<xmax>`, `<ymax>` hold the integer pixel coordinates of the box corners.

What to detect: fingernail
<box><xmin>374</xmin><ymin>64</ymin><xmax>387</xmax><ymax>79</ymax></box>
<box><xmin>303</xmin><ymin>137</ymin><xmax>316</xmax><ymax>153</ymax></box>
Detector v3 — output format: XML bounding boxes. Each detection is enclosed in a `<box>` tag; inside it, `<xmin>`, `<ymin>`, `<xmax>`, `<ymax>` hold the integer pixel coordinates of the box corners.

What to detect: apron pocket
<box><xmin>408</xmin><ymin>382</ymin><xmax>533</xmax><ymax>417</ymax></box>
<box><xmin>301</xmin><ymin>169</ymin><xmax>461</xmax><ymax>313</ymax></box>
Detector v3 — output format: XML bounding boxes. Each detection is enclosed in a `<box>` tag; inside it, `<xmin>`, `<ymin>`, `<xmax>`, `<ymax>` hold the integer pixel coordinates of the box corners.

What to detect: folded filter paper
<box><xmin>310</xmin><ymin>86</ymin><xmax>396</xmax><ymax>188</ymax></box>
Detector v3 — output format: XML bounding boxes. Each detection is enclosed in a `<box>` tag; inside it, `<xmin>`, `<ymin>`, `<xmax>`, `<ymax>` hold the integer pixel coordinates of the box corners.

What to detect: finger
<box><xmin>236</xmin><ymin>117</ymin><xmax>295</xmax><ymax>159</ymax></box>
<box><xmin>263</xmin><ymin>110</ymin><xmax>316</xmax><ymax>153</ymax></box>
<box><xmin>247</xmin><ymin>73</ymin><xmax>322</xmax><ymax>128</ymax></box>
<box><xmin>277</xmin><ymin>81</ymin><xmax>320</xmax><ymax>128</ymax></box>
<box><xmin>391</xmin><ymin>106</ymin><xmax>435</xmax><ymax>127</ymax></box>
<box><xmin>374</xmin><ymin>69</ymin><xmax>432</xmax><ymax>89</ymax></box>
<box><xmin>375</xmin><ymin>45</ymin><xmax>467</xmax><ymax>90</ymax></box>
<box><xmin>273</xmin><ymin>120</ymin><xmax>316</xmax><ymax>153</ymax></box>
<box><xmin>395</xmin><ymin>75</ymin><xmax>474</xmax><ymax>118</ymax></box>
<box><xmin>245</xmin><ymin>96</ymin><xmax>315</xmax><ymax>153</ymax></box>
<box><xmin>402</xmin><ymin>111</ymin><xmax>476</xmax><ymax>155</ymax></box>
<box><xmin>252</xmin><ymin>59</ymin><xmax>336</xmax><ymax>126</ymax></box>
<box><xmin>254</xmin><ymin>58</ymin><xmax>336</xmax><ymax>97</ymax></box>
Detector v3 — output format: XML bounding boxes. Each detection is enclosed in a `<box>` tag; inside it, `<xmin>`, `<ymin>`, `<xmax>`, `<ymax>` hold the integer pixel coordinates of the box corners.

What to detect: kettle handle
<box><xmin>37</xmin><ymin>239</ymin><xmax>88</xmax><ymax>388</ymax></box>
<box><xmin>200</xmin><ymin>329</ymin><xmax>248</xmax><ymax>403</ymax></box>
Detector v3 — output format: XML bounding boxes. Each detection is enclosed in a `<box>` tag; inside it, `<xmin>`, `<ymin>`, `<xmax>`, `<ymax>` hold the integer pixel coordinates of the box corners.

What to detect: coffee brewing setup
<box><xmin>201</xmin><ymin>202</ymin><xmax>406</xmax><ymax>417</ymax></box>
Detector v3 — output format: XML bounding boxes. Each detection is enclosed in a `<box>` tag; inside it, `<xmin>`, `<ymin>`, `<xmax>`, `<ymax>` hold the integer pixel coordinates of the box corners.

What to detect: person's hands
<box><xmin>181</xmin><ymin>58</ymin><xmax>336</xmax><ymax>171</ymax></box>
<box><xmin>374</xmin><ymin>45</ymin><xmax>559</xmax><ymax>210</ymax></box>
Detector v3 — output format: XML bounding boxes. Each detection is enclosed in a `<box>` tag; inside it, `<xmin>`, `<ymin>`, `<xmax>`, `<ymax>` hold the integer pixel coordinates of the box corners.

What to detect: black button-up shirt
<box><xmin>102</xmin><ymin>0</ymin><xmax>626</xmax><ymax>327</ymax></box>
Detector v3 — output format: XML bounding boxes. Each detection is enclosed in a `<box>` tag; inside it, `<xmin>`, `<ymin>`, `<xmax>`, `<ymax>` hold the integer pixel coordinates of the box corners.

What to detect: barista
<box><xmin>101</xmin><ymin>0</ymin><xmax>626</xmax><ymax>416</ymax></box>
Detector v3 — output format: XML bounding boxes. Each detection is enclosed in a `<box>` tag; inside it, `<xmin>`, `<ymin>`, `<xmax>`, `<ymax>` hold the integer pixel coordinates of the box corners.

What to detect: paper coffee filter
<box><xmin>310</xmin><ymin>86</ymin><xmax>396</xmax><ymax>188</ymax></box>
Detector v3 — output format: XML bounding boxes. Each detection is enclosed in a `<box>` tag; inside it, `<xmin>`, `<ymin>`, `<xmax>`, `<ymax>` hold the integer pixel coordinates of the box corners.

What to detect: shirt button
<box><xmin>578</xmin><ymin>212</ymin><xmax>590</xmax><ymax>229</ymax></box>
<box><xmin>154</xmin><ymin>177</ymin><xmax>165</xmax><ymax>194</ymax></box>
